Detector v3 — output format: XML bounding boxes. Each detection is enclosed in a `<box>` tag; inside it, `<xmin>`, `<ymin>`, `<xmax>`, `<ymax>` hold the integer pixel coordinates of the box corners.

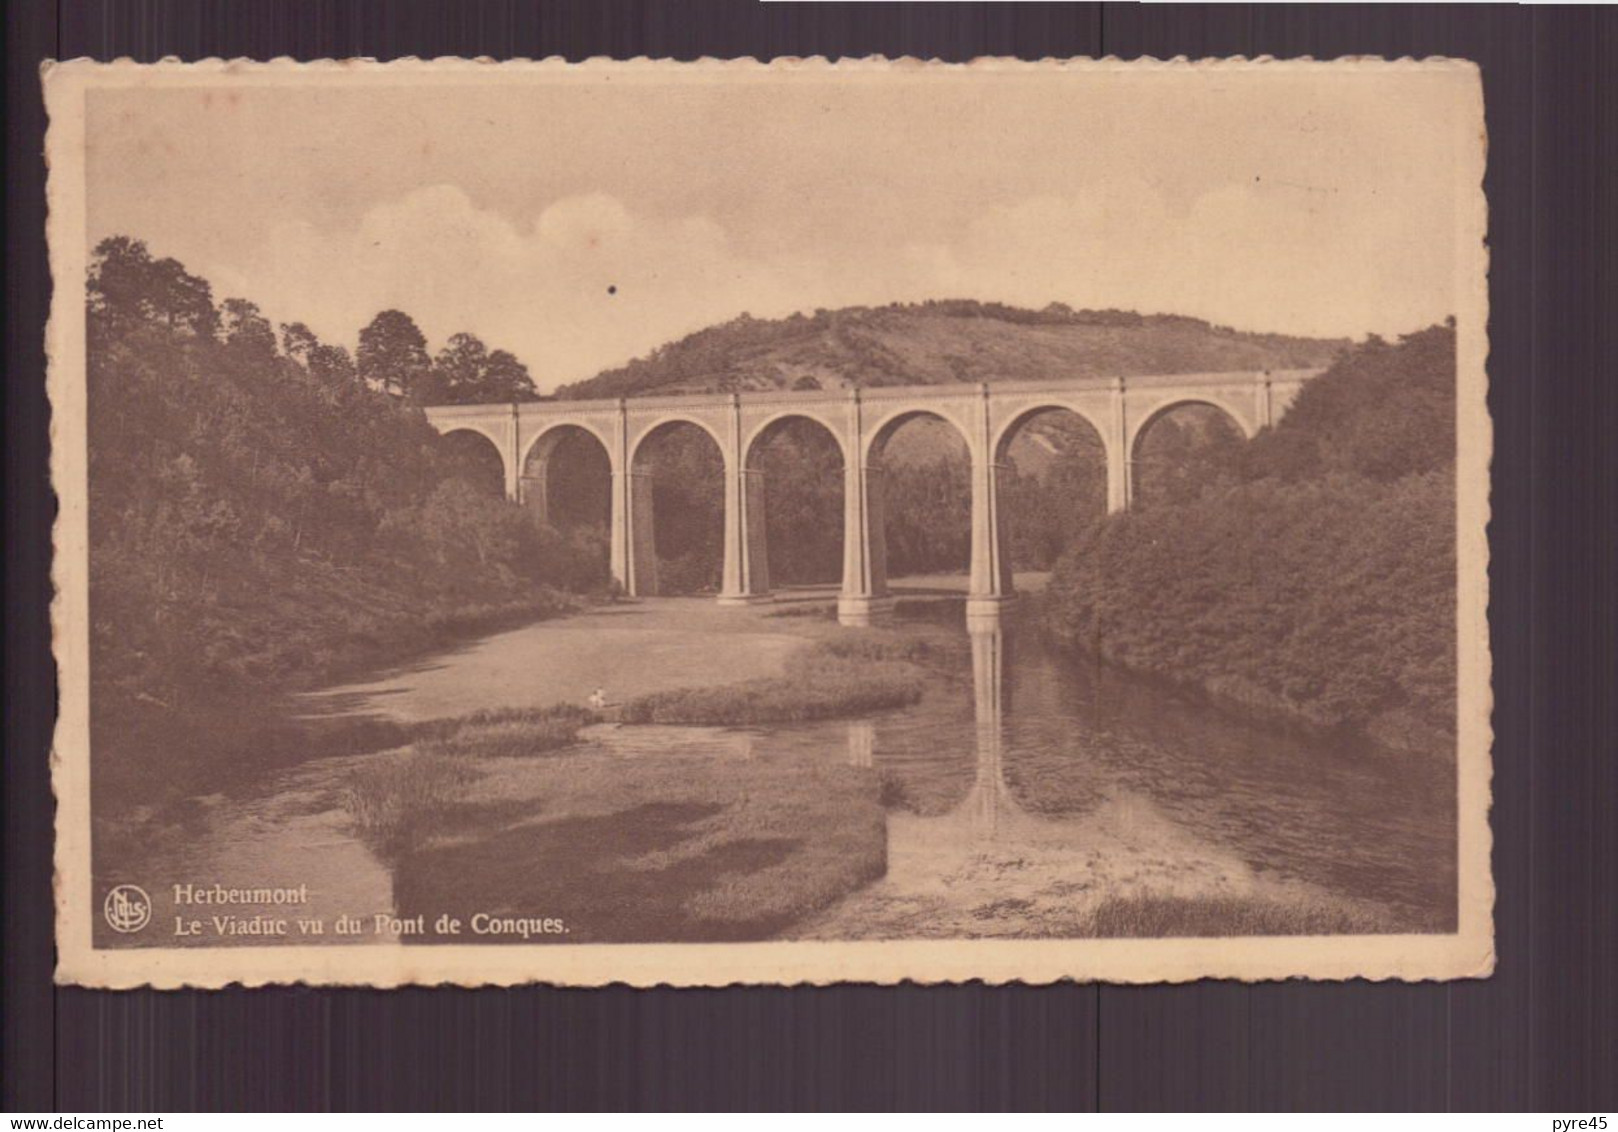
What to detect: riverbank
<box><xmin>94</xmin><ymin>589</ymin><xmax>910</xmax><ymax>815</ymax></box>
<box><xmin>90</xmin><ymin>590</ymin><xmax>585</xmax><ymax>814</ymax></box>
<box><xmin>617</xmin><ymin>633</ymin><xmax>949</xmax><ymax>724</ymax></box>
<box><xmin>90</xmin><ymin>591</ymin><xmax>893</xmax><ymax>860</ymax></box>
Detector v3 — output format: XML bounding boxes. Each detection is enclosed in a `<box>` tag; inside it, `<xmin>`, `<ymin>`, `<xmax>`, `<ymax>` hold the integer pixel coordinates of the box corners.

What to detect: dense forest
<box><xmin>556</xmin><ymin>300</ymin><xmax>1347</xmax><ymax>400</ymax></box>
<box><xmin>86</xmin><ymin>237</ymin><xmax>594</xmax><ymax>726</ymax></box>
<box><xmin>1043</xmin><ymin>324</ymin><xmax>1458</xmax><ymax>751</ymax></box>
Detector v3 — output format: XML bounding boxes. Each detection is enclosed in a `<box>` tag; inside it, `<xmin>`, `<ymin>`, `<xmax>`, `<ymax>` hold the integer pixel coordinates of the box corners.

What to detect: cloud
<box><xmin>206</xmin><ymin>176</ymin><xmax>1454</xmax><ymax>392</ymax></box>
<box><xmin>534</xmin><ymin>193</ymin><xmax>634</xmax><ymax>250</ymax></box>
<box><xmin>226</xmin><ymin>185</ymin><xmax>792</xmax><ymax>390</ymax></box>
<box><xmin>91</xmin><ymin>73</ymin><xmax>1467</xmax><ymax>389</ymax></box>
<box><xmin>947</xmin><ymin>178</ymin><xmax>1453</xmax><ymax>339</ymax></box>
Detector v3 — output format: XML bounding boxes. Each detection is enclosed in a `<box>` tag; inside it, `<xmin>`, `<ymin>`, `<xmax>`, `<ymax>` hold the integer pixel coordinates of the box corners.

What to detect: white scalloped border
<box><xmin>42</xmin><ymin>55</ymin><xmax>1492</xmax><ymax>990</ymax></box>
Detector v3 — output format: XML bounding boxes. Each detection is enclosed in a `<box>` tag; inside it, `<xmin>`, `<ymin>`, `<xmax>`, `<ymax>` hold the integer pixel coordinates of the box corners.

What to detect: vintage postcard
<box><xmin>46</xmin><ymin>57</ymin><xmax>1492</xmax><ymax>987</ymax></box>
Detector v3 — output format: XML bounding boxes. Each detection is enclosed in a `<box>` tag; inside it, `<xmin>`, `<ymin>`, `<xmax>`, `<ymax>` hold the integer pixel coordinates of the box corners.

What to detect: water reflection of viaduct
<box><xmin>424</xmin><ymin>371</ymin><xmax>1317</xmax><ymax>627</ymax></box>
<box><xmin>845</xmin><ymin>624</ymin><xmax>1015</xmax><ymax>842</ymax></box>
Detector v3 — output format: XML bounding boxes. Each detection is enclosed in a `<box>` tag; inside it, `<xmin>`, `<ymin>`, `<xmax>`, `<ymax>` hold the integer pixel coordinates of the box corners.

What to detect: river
<box><xmin>97</xmin><ymin>593</ymin><xmax>1456</xmax><ymax>946</ymax></box>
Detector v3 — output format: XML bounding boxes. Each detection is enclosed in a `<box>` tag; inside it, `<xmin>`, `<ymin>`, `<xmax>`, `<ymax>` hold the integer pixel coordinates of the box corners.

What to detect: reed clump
<box><xmin>341</xmin><ymin>749</ymin><xmax>481</xmax><ymax>853</ymax></box>
<box><xmin>618</xmin><ymin>634</ymin><xmax>927</xmax><ymax>725</ymax></box>
<box><xmin>340</xmin><ymin>704</ymin><xmax>597</xmax><ymax>851</ymax></box>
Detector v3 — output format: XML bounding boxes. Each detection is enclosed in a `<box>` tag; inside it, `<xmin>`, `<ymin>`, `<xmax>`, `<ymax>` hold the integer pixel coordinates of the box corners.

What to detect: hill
<box><xmin>554</xmin><ymin>301</ymin><xmax>1348</xmax><ymax>399</ymax></box>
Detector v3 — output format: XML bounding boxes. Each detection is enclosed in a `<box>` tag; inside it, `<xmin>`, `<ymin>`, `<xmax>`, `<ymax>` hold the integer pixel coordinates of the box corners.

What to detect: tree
<box><xmin>221</xmin><ymin>298</ymin><xmax>278</xmax><ymax>358</ymax></box>
<box><xmin>429</xmin><ymin>331</ymin><xmax>487</xmax><ymax>404</ymax></box>
<box><xmin>357</xmin><ymin>310</ymin><xmax>431</xmax><ymax>398</ymax></box>
<box><xmin>1245</xmin><ymin>323</ymin><xmax>1455</xmax><ymax>484</ymax></box>
<box><xmin>281</xmin><ymin>322</ymin><xmax>360</xmax><ymax>393</ymax></box>
<box><xmin>279</xmin><ymin>322</ymin><xmax>320</xmax><ymax>365</ymax></box>
<box><xmin>757</xmin><ymin>424</ymin><xmax>843</xmax><ymax>584</ymax></box>
<box><xmin>482</xmin><ymin>348</ymin><xmax>539</xmax><ymax>402</ymax></box>
<box><xmin>426</xmin><ymin>333</ymin><xmax>539</xmax><ymax>405</ymax></box>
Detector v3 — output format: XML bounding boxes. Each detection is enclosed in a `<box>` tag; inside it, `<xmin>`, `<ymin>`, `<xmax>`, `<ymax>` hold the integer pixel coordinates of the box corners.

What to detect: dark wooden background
<box><xmin>5</xmin><ymin>1</ymin><xmax>1615</xmax><ymax>1112</ymax></box>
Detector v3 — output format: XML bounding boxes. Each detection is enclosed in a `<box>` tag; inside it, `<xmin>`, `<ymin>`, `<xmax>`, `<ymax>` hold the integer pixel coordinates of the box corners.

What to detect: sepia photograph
<box><xmin>46</xmin><ymin>57</ymin><xmax>1492</xmax><ymax>987</ymax></box>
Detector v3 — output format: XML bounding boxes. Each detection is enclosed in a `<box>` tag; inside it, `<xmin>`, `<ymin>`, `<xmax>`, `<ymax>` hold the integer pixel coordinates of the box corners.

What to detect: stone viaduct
<box><xmin>423</xmin><ymin>370</ymin><xmax>1319</xmax><ymax>626</ymax></box>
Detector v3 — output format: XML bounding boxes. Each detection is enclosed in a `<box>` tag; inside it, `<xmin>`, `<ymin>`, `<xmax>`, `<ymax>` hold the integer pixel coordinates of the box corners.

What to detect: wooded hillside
<box><xmin>1043</xmin><ymin>323</ymin><xmax>1458</xmax><ymax>752</ymax></box>
<box><xmin>86</xmin><ymin>238</ymin><xmax>598</xmax><ymax>719</ymax></box>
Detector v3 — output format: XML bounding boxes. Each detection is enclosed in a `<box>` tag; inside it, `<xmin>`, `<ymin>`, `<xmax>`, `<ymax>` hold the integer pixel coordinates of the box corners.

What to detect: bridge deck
<box><xmin>423</xmin><ymin>368</ymin><xmax>1323</xmax><ymax>417</ymax></box>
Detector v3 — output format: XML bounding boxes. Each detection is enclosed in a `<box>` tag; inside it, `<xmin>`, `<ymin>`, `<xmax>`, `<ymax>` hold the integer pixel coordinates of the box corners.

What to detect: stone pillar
<box><xmin>745</xmin><ymin>468</ymin><xmax>770</xmax><ymax>594</ymax></box>
<box><xmin>1255</xmin><ymin>370</ymin><xmax>1275</xmax><ymax>430</ymax></box>
<box><xmin>519</xmin><ymin>436</ymin><xmax>549</xmax><ymax>523</ymax></box>
<box><xmin>609</xmin><ymin>399</ymin><xmax>633</xmax><ymax>594</ymax></box>
<box><xmin>520</xmin><ymin>472</ymin><xmax>547</xmax><ymax>523</ymax></box>
<box><xmin>628</xmin><ymin>468</ymin><xmax>658</xmax><ymax>597</ymax></box>
<box><xmin>503</xmin><ymin>403</ymin><xmax>522</xmax><ymax>502</ymax></box>
<box><xmin>719</xmin><ymin>468</ymin><xmax>772</xmax><ymax>605</ymax></box>
<box><xmin>866</xmin><ymin>462</ymin><xmax>888</xmax><ymax>594</ymax></box>
<box><xmin>967</xmin><ymin>384</ymin><xmax>1013</xmax><ymax>625</ymax></box>
<box><xmin>1107</xmin><ymin>376</ymin><xmax>1131</xmax><ymax>514</ymax></box>
<box><xmin>719</xmin><ymin>395</ymin><xmax>773</xmax><ymax>606</ymax></box>
<box><xmin>838</xmin><ymin>389</ymin><xmax>894</xmax><ymax>626</ymax></box>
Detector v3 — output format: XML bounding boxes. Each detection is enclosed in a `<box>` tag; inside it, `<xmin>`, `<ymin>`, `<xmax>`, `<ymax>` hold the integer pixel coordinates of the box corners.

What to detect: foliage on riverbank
<box><xmin>617</xmin><ymin>634</ymin><xmax>929</xmax><ymax>724</ymax></box>
<box><xmin>1044</xmin><ymin>324</ymin><xmax>1458</xmax><ymax>750</ymax></box>
<box><xmin>87</xmin><ymin>238</ymin><xmax>602</xmax><ymax>721</ymax></box>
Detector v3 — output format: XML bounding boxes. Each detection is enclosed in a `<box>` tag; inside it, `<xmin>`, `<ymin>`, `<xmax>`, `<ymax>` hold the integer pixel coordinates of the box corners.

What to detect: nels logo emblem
<box><xmin>103</xmin><ymin>884</ymin><xmax>152</xmax><ymax>933</ymax></box>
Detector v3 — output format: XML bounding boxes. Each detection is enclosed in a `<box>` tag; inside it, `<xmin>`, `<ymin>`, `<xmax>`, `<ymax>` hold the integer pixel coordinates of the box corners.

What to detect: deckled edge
<box><xmin>42</xmin><ymin>55</ymin><xmax>1493</xmax><ymax>990</ymax></box>
<box><xmin>38</xmin><ymin>54</ymin><xmax>1483</xmax><ymax>71</ymax></box>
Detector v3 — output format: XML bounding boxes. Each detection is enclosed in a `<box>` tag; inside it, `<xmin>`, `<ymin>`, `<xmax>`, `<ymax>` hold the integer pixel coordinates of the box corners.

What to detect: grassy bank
<box><xmin>337</xmin><ymin>706</ymin><xmax>887</xmax><ymax>941</ymax></box>
<box><xmin>617</xmin><ymin>632</ymin><xmax>935</xmax><ymax>725</ymax></box>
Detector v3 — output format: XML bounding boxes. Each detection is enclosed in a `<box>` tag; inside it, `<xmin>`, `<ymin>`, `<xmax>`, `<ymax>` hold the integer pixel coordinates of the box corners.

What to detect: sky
<box><xmin>85</xmin><ymin>65</ymin><xmax>1471</xmax><ymax>392</ymax></box>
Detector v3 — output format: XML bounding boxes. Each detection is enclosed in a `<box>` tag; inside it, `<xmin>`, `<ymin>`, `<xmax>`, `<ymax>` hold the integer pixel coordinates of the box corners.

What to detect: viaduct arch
<box><xmin>424</xmin><ymin>369</ymin><xmax>1319</xmax><ymax>626</ymax></box>
<box><xmin>740</xmin><ymin>413</ymin><xmax>848</xmax><ymax>597</ymax></box>
<box><xmin>519</xmin><ymin>423</ymin><xmax>612</xmax><ymax>525</ymax></box>
<box><xmin>438</xmin><ymin>426</ymin><xmax>509</xmax><ymax>498</ymax></box>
